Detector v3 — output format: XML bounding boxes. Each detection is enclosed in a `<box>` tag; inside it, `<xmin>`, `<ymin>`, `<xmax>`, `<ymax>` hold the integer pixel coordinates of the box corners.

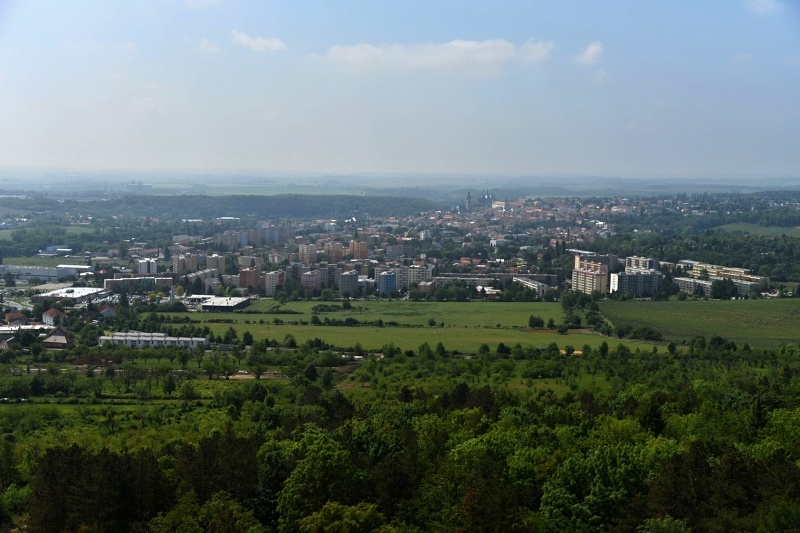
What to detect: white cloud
<box><xmin>231</xmin><ymin>30</ymin><xmax>286</xmax><ymax>52</ymax></box>
<box><xmin>521</xmin><ymin>40</ymin><xmax>556</xmax><ymax>63</ymax></box>
<box><xmin>198</xmin><ymin>38</ymin><xmax>220</xmax><ymax>54</ymax></box>
<box><xmin>323</xmin><ymin>39</ymin><xmax>553</xmax><ymax>70</ymax></box>
<box><xmin>575</xmin><ymin>41</ymin><xmax>603</xmax><ymax>66</ymax></box>
<box><xmin>746</xmin><ymin>0</ymin><xmax>783</xmax><ymax>14</ymax></box>
<box><xmin>785</xmin><ymin>56</ymin><xmax>800</xmax><ymax>67</ymax></box>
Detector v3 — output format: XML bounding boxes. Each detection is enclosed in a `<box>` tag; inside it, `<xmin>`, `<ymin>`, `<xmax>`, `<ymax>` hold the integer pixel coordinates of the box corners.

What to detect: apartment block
<box><xmin>207</xmin><ymin>254</ymin><xmax>225</xmax><ymax>272</ymax></box>
<box><xmin>299</xmin><ymin>244</ymin><xmax>318</xmax><ymax>265</ymax></box>
<box><xmin>610</xmin><ymin>270</ymin><xmax>663</xmax><ymax>297</ymax></box>
<box><xmin>238</xmin><ymin>255</ymin><xmax>264</xmax><ymax>269</ymax></box>
<box><xmin>239</xmin><ymin>267</ymin><xmax>262</xmax><ymax>291</ymax></box>
<box><xmin>377</xmin><ymin>270</ymin><xmax>396</xmax><ymax>295</ymax></box>
<box><xmin>264</xmin><ymin>270</ymin><xmax>285</xmax><ymax>297</ymax></box>
<box><xmin>349</xmin><ymin>240</ymin><xmax>369</xmax><ymax>260</ymax></box>
<box><xmin>285</xmin><ymin>262</ymin><xmax>303</xmax><ymax>281</ymax></box>
<box><xmin>321</xmin><ymin>264</ymin><xmax>341</xmax><ymax>288</ymax></box>
<box><xmin>572</xmin><ymin>258</ymin><xmax>609</xmax><ymax>295</ymax></box>
<box><xmin>680</xmin><ymin>260</ymin><xmax>769</xmax><ymax>287</ymax></box>
<box><xmin>625</xmin><ymin>256</ymin><xmax>659</xmax><ymax>271</ymax></box>
<box><xmin>186</xmin><ymin>268</ymin><xmax>219</xmax><ymax>293</ymax></box>
<box><xmin>324</xmin><ymin>242</ymin><xmax>344</xmax><ymax>263</ymax></box>
<box><xmin>339</xmin><ymin>270</ymin><xmax>359</xmax><ymax>295</ymax></box>
<box><xmin>674</xmin><ymin>276</ymin><xmax>712</xmax><ymax>295</ymax></box>
<box><xmin>173</xmin><ymin>254</ymin><xmax>198</xmax><ymax>275</ymax></box>
<box><xmin>301</xmin><ymin>270</ymin><xmax>322</xmax><ymax>293</ymax></box>
<box><xmin>136</xmin><ymin>258</ymin><xmax>158</xmax><ymax>275</ymax></box>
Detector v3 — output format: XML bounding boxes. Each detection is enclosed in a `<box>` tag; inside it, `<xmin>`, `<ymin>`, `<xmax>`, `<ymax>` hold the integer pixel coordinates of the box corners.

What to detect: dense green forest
<box><xmin>1</xmin><ymin>335</ymin><xmax>800</xmax><ymax>531</ymax></box>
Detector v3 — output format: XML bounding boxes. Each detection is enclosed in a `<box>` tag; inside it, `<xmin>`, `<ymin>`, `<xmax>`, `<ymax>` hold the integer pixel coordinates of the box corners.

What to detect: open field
<box><xmin>62</xmin><ymin>225</ymin><xmax>98</xmax><ymax>236</ymax></box>
<box><xmin>715</xmin><ymin>223</ymin><xmax>800</xmax><ymax>238</ymax></box>
<box><xmin>599</xmin><ymin>298</ymin><xmax>800</xmax><ymax>349</ymax></box>
<box><xmin>163</xmin><ymin>300</ymin><xmax>656</xmax><ymax>353</ymax></box>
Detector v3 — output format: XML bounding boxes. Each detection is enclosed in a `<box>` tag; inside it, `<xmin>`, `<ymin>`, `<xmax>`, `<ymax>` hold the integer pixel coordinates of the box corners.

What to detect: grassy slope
<box><xmin>599</xmin><ymin>298</ymin><xmax>800</xmax><ymax>349</ymax></box>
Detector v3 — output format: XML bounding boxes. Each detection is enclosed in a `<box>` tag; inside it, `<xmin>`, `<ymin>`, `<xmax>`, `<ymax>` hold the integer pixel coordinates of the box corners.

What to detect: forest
<box><xmin>0</xmin><ymin>325</ymin><xmax>799</xmax><ymax>531</ymax></box>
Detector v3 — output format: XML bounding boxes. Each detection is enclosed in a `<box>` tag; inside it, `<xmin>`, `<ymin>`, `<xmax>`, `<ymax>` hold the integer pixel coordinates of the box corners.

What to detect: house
<box><xmin>4</xmin><ymin>313</ymin><xmax>27</xmax><ymax>326</ymax></box>
<box><xmin>42</xmin><ymin>308</ymin><xmax>67</xmax><ymax>327</ymax></box>
<box><xmin>42</xmin><ymin>326</ymin><xmax>69</xmax><ymax>349</ymax></box>
<box><xmin>50</xmin><ymin>325</ymin><xmax>69</xmax><ymax>338</ymax></box>
<box><xmin>0</xmin><ymin>336</ymin><xmax>17</xmax><ymax>351</ymax></box>
<box><xmin>99</xmin><ymin>305</ymin><xmax>116</xmax><ymax>319</ymax></box>
<box><xmin>42</xmin><ymin>334</ymin><xmax>69</xmax><ymax>350</ymax></box>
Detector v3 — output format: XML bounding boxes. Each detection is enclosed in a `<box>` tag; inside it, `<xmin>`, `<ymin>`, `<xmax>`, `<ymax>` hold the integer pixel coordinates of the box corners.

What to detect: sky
<box><xmin>0</xmin><ymin>0</ymin><xmax>799</xmax><ymax>179</ymax></box>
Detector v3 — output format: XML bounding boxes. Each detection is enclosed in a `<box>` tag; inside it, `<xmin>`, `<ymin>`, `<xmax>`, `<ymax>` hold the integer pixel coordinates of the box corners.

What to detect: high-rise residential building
<box><xmin>399</xmin><ymin>264</ymin><xmax>433</xmax><ymax>289</ymax></box>
<box><xmin>173</xmin><ymin>254</ymin><xmax>198</xmax><ymax>275</ymax></box>
<box><xmin>285</xmin><ymin>262</ymin><xmax>303</xmax><ymax>281</ymax></box>
<box><xmin>321</xmin><ymin>264</ymin><xmax>341</xmax><ymax>288</ymax></box>
<box><xmin>339</xmin><ymin>270</ymin><xmax>359</xmax><ymax>295</ymax></box>
<box><xmin>264</xmin><ymin>270</ymin><xmax>285</xmax><ymax>297</ymax></box>
<box><xmin>377</xmin><ymin>271</ymin><xmax>396</xmax><ymax>296</ymax></box>
<box><xmin>674</xmin><ymin>277</ymin><xmax>712</xmax><ymax>296</ymax></box>
<box><xmin>608</xmin><ymin>256</ymin><xmax>664</xmax><ymax>297</ymax></box>
<box><xmin>610</xmin><ymin>270</ymin><xmax>664</xmax><ymax>297</ymax></box>
<box><xmin>136</xmin><ymin>258</ymin><xmax>158</xmax><ymax>275</ymax></box>
<box><xmin>324</xmin><ymin>241</ymin><xmax>344</xmax><ymax>263</ymax></box>
<box><xmin>259</xmin><ymin>222</ymin><xmax>294</xmax><ymax>245</ymax></box>
<box><xmin>300</xmin><ymin>270</ymin><xmax>322</xmax><ymax>293</ymax></box>
<box><xmin>573</xmin><ymin>253</ymin><xmax>618</xmax><ymax>271</ymax></box>
<box><xmin>238</xmin><ymin>255</ymin><xmax>264</xmax><ymax>269</ymax></box>
<box><xmin>625</xmin><ymin>256</ymin><xmax>659</xmax><ymax>271</ymax></box>
<box><xmin>299</xmin><ymin>244</ymin><xmax>318</xmax><ymax>265</ymax></box>
<box><xmin>349</xmin><ymin>241</ymin><xmax>369</xmax><ymax>260</ymax></box>
<box><xmin>572</xmin><ymin>258</ymin><xmax>608</xmax><ymax>295</ymax></box>
<box><xmin>239</xmin><ymin>267</ymin><xmax>262</xmax><ymax>291</ymax></box>
<box><xmin>186</xmin><ymin>268</ymin><xmax>219</xmax><ymax>294</ymax></box>
<box><xmin>207</xmin><ymin>254</ymin><xmax>225</xmax><ymax>272</ymax></box>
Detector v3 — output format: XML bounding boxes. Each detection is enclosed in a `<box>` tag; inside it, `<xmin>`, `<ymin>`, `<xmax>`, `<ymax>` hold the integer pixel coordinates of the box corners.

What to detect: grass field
<box><xmin>162</xmin><ymin>300</ymin><xmax>655</xmax><ymax>353</ymax></box>
<box><xmin>715</xmin><ymin>223</ymin><xmax>800</xmax><ymax>238</ymax></box>
<box><xmin>599</xmin><ymin>298</ymin><xmax>800</xmax><ymax>349</ymax></box>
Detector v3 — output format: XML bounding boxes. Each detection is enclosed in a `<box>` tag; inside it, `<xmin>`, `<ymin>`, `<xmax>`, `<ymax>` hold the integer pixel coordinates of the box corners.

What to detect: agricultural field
<box><xmin>715</xmin><ymin>222</ymin><xmax>800</xmax><ymax>238</ymax></box>
<box><xmin>162</xmin><ymin>300</ymin><xmax>655</xmax><ymax>353</ymax></box>
<box><xmin>599</xmin><ymin>298</ymin><xmax>800</xmax><ymax>349</ymax></box>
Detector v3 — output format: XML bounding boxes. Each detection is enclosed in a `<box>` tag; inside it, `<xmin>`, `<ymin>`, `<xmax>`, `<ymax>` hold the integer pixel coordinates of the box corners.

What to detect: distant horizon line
<box><xmin>0</xmin><ymin>165</ymin><xmax>797</xmax><ymax>183</ymax></box>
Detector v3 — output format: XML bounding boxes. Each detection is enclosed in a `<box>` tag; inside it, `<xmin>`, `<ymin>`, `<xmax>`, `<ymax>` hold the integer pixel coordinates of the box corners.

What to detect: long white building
<box><xmin>99</xmin><ymin>332</ymin><xmax>207</xmax><ymax>349</ymax></box>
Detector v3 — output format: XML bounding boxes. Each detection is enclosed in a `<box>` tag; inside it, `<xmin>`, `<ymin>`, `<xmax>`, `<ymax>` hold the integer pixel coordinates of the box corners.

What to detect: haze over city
<box><xmin>1</xmin><ymin>1</ymin><xmax>799</xmax><ymax>179</ymax></box>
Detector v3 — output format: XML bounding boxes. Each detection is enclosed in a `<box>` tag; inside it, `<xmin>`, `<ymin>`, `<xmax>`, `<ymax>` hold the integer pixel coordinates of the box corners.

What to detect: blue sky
<box><xmin>0</xmin><ymin>0</ymin><xmax>798</xmax><ymax>178</ymax></box>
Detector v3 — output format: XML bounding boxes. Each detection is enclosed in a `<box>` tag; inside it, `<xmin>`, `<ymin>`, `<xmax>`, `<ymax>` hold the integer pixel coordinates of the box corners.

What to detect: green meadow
<box><xmin>599</xmin><ymin>298</ymin><xmax>800</xmax><ymax>349</ymax></box>
<box><xmin>162</xmin><ymin>300</ymin><xmax>655</xmax><ymax>353</ymax></box>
